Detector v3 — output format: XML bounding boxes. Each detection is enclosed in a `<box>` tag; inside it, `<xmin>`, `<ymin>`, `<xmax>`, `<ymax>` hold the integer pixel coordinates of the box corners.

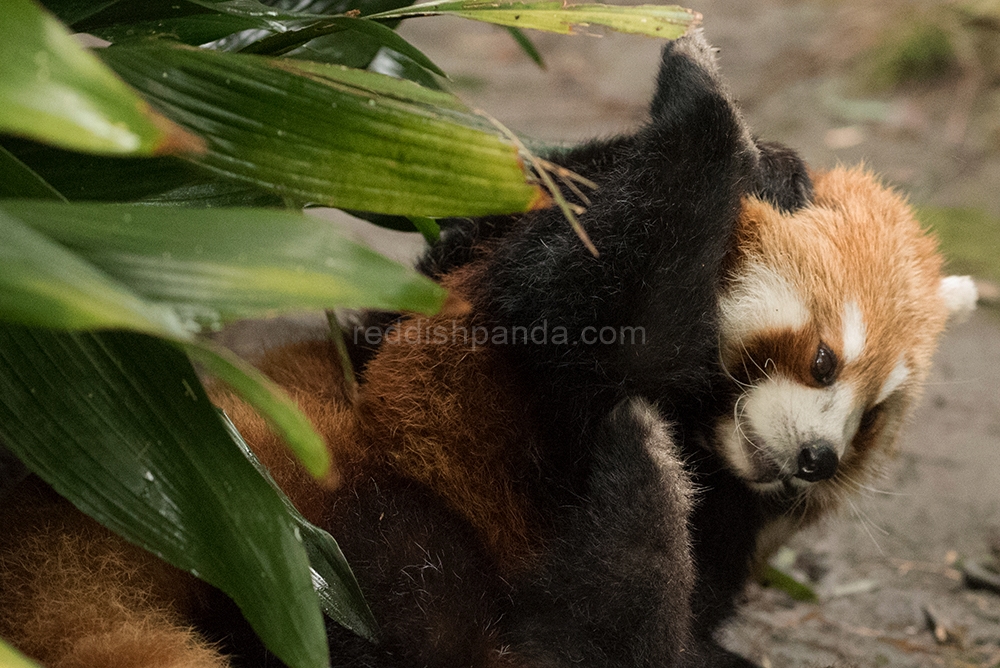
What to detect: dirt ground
<box><xmin>392</xmin><ymin>3</ymin><xmax>1000</xmax><ymax>666</ymax></box>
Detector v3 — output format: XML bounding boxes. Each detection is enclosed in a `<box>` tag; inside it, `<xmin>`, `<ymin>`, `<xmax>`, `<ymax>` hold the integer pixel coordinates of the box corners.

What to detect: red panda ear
<box><xmin>939</xmin><ymin>275</ymin><xmax>978</xmax><ymax>323</ymax></box>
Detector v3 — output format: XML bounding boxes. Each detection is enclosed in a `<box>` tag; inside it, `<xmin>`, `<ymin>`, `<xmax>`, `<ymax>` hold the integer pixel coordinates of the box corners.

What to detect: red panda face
<box><xmin>714</xmin><ymin>166</ymin><xmax>976</xmax><ymax>517</ymax></box>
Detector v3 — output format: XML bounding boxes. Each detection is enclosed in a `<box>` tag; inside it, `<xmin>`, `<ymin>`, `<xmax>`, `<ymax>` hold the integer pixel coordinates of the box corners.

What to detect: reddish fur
<box><xmin>217</xmin><ymin>269</ymin><xmax>543</xmax><ymax>567</ymax></box>
<box><xmin>355</xmin><ymin>273</ymin><xmax>543</xmax><ymax>566</ymax></box>
<box><xmin>355</xmin><ymin>317</ymin><xmax>542</xmax><ymax>566</ymax></box>
<box><xmin>0</xmin><ymin>480</ymin><xmax>224</xmax><ymax>668</ymax></box>
<box><xmin>0</xmin><ymin>296</ymin><xmax>541</xmax><ymax>665</ymax></box>
<box><xmin>732</xmin><ymin>167</ymin><xmax>946</xmax><ymax>395</ymax></box>
<box><xmin>212</xmin><ymin>339</ymin><xmax>352</xmax><ymax>526</ymax></box>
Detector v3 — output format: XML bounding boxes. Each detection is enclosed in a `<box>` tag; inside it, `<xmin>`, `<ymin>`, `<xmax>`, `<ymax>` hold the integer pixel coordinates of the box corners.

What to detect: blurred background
<box><xmin>387</xmin><ymin>2</ymin><xmax>1000</xmax><ymax>666</ymax></box>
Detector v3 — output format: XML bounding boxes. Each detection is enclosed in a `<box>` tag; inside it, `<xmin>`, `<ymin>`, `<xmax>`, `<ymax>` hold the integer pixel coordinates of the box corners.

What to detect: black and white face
<box><xmin>708</xmin><ymin>174</ymin><xmax>976</xmax><ymax>512</ymax></box>
<box><xmin>712</xmin><ymin>260</ymin><xmax>910</xmax><ymax>497</ymax></box>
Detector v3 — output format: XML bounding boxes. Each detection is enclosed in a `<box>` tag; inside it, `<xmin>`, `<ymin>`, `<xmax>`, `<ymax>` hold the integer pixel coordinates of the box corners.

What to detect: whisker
<box><xmin>740</xmin><ymin>338</ymin><xmax>773</xmax><ymax>382</ymax></box>
<box><xmin>732</xmin><ymin>393</ymin><xmax>762</xmax><ymax>453</ymax></box>
<box><xmin>786</xmin><ymin>484</ymin><xmax>813</xmax><ymax>518</ymax></box>
<box><xmin>838</xmin><ymin>471</ymin><xmax>908</xmax><ymax>497</ymax></box>
<box><xmin>717</xmin><ymin>336</ymin><xmax>753</xmax><ymax>389</ymax></box>
<box><xmin>845</xmin><ymin>495</ymin><xmax>887</xmax><ymax>556</ymax></box>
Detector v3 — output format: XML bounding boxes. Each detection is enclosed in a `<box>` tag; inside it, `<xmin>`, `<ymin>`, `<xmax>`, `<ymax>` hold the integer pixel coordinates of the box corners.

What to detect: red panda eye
<box><xmin>811</xmin><ymin>343</ymin><xmax>838</xmax><ymax>385</ymax></box>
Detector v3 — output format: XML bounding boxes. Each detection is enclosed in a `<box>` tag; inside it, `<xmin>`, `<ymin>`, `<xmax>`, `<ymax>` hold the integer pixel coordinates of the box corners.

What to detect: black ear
<box><xmin>646</xmin><ymin>30</ymin><xmax>760</xmax><ymax>175</ymax></box>
<box><xmin>649</xmin><ymin>30</ymin><xmax>726</xmax><ymax>124</ymax></box>
<box><xmin>754</xmin><ymin>141</ymin><xmax>814</xmax><ymax>213</ymax></box>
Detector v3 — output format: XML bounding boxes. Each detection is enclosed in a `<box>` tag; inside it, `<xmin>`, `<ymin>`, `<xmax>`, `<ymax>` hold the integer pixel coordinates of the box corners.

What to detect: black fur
<box><xmin>398</xmin><ymin>32</ymin><xmax>817</xmax><ymax>666</ymax></box>
<box><xmin>325</xmin><ymin>32</ymin><xmax>815</xmax><ymax>667</ymax></box>
<box><xmin>230</xmin><ymin>32</ymin><xmax>809</xmax><ymax>668</ymax></box>
<box><xmin>501</xmin><ymin>399</ymin><xmax>696</xmax><ymax>668</ymax></box>
<box><xmin>324</xmin><ymin>475</ymin><xmax>508</xmax><ymax>668</ymax></box>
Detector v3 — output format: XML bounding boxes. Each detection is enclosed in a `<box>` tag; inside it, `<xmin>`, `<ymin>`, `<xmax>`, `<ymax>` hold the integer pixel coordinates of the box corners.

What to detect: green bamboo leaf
<box><xmin>0</xmin><ymin>145</ymin><xmax>66</xmax><ymax>201</ymax></box>
<box><xmin>367</xmin><ymin>0</ymin><xmax>700</xmax><ymax>38</ymax></box>
<box><xmin>70</xmin><ymin>0</ymin><xmax>311</xmax><ymax>33</ymax></box>
<box><xmin>189</xmin><ymin>0</ymin><xmax>322</xmax><ymax>19</ymax></box>
<box><xmin>90</xmin><ymin>13</ymin><xmax>278</xmax><ymax>46</ymax></box>
<box><xmin>240</xmin><ymin>16</ymin><xmax>445</xmax><ymax>77</ymax></box>
<box><xmin>760</xmin><ymin>564</ymin><xmax>819</xmax><ymax>603</ymax></box>
<box><xmin>272</xmin><ymin>28</ymin><xmax>385</xmax><ymax>69</ymax></box>
<box><xmin>100</xmin><ymin>43</ymin><xmax>548</xmax><ymax>216</ymax></box>
<box><xmin>139</xmin><ymin>180</ymin><xmax>286</xmax><ymax>207</ymax></box>
<box><xmin>409</xmin><ymin>215</ymin><xmax>440</xmax><ymax>244</ymax></box>
<box><xmin>0</xmin><ymin>326</ymin><xmax>329</xmax><ymax>667</ymax></box>
<box><xmin>0</xmin><ymin>206</ymin><xmax>190</xmax><ymax>338</ymax></box>
<box><xmin>184</xmin><ymin>340</ymin><xmax>331</xmax><ymax>478</ymax></box>
<box><xmin>0</xmin><ymin>193</ymin><xmax>336</xmax><ymax>486</ymax></box>
<box><xmin>505</xmin><ymin>26</ymin><xmax>545</xmax><ymax>67</ymax></box>
<box><xmin>5</xmin><ymin>200</ymin><xmax>447</xmax><ymax>326</ymax></box>
<box><xmin>75</xmin><ymin>0</ymin><xmax>333</xmax><ymax>45</ymax></box>
<box><xmin>0</xmin><ymin>0</ymin><xmax>203</xmax><ymax>155</ymax></box>
<box><xmin>0</xmin><ymin>637</ymin><xmax>42</xmax><ymax>668</ymax></box>
<box><xmin>1</xmin><ymin>139</ymin><xmax>208</xmax><ymax>202</ymax></box>
<box><xmin>38</xmin><ymin>0</ymin><xmax>120</xmax><ymax>27</ymax></box>
<box><xmin>221</xmin><ymin>413</ymin><xmax>377</xmax><ymax>640</ymax></box>
<box><xmin>274</xmin><ymin>55</ymin><xmax>460</xmax><ymax>109</ymax></box>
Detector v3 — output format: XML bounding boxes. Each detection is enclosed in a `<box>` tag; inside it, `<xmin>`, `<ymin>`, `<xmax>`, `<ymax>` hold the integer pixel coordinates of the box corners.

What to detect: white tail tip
<box><xmin>940</xmin><ymin>275</ymin><xmax>978</xmax><ymax>323</ymax></box>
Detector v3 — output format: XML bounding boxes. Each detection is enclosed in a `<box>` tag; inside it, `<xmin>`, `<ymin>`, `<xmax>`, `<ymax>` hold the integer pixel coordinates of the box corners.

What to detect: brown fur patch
<box><xmin>0</xmin><ymin>480</ymin><xmax>225</xmax><ymax>668</ymax></box>
<box><xmin>728</xmin><ymin>328</ymin><xmax>821</xmax><ymax>388</ymax></box>
<box><xmin>733</xmin><ymin>167</ymin><xmax>947</xmax><ymax>399</ymax></box>
<box><xmin>215</xmin><ymin>268</ymin><xmax>543</xmax><ymax>569</ymax></box>
<box><xmin>212</xmin><ymin>339</ymin><xmax>354</xmax><ymax>526</ymax></box>
<box><xmin>355</xmin><ymin>321</ymin><xmax>541</xmax><ymax>566</ymax></box>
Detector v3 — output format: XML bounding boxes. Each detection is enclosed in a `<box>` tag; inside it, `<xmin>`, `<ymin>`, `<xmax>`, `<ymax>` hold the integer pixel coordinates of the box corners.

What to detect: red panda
<box><xmin>0</xmin><ymin>31</ymin><xmax>976</xmax><ymax>668</ymax></box>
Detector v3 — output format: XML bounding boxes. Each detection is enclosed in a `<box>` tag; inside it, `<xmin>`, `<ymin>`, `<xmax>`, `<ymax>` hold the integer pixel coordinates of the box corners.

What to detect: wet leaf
<box><xmin>0</xmin><ymin>205</ymin><xmax>190</xmax><ymax>339</ymax></box>
<box><xmin>0</xmin><ymin>327</ymin><xmax>329</xmax><ymax>667</ymax></box>
<box><xmin>241</xmin><ymin>16</ymin><xmax>445</xmax><ymax>77</ymax></box>
<box><xmin>0</xmin><ymin>145</ymin><xmax>66</xmax><ymax>201</ymax></box>
<box><xmin>1</xmin><ymin>139</ymin><xmax>206</xmax><ymax>202</ymax></box>
<box><xmin>0</xmin><ymin>0</ymin><xmax>202</xmax><ymax>155</ymax></box>
<box><xmin>4</xmin><ymin>200</ymin><xmax>447</xmax><ymax>325</ymax></box>
<box><xmin>222</xmin><ymin>414</ymin><xmax>377</xmax><ymax>640</ymax></box>
<box><xmin>185</xmin><ymin>341</ymin><xmax>332</xmax><ymax>479</ymax></box>
<box><xmin>100</xmin><ymin>43</ymin><xmax>547</xmax><ymax>216</ymax></box>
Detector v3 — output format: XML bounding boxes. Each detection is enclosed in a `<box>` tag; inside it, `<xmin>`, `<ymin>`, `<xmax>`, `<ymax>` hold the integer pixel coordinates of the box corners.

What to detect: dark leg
<box><xmin>503</xmin><ymin>398</ymin><xmax>696</xmax><ymax>668</ymax></box>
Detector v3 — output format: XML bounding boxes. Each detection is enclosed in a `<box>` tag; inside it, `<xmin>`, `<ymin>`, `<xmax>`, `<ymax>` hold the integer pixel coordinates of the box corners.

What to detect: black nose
<box><xmin>795</xmin><ymin>440</ymin><xmax>839</xmax><ymax>482</ymax></box>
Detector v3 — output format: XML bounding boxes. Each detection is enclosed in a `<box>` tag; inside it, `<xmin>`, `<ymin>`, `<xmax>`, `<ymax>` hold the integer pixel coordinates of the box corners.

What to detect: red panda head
<box><xmin>714</xmin><ymin>166</ymin><xmax>977</xmax><ymax>520</ymax></box>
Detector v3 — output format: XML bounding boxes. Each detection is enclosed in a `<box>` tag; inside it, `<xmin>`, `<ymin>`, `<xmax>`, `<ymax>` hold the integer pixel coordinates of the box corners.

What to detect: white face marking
<box><xmin>720</xmin><ymin>264</ymin><xmax>809</xmax><ymax>350</ymax></box>
<box><xmin>746</xmin><ymin>377</ymin><xmax>859</xmax><ymax>459</ymax></box>
<box><xmin>876</xmin><ymin>357</ymin><xmax>910</xmax><ymax>404</ymax></box>
<box><xmin>716</xmin><ymin>375</ymin><xmax>861</xmax><ymax>485</ymax></box>
<box><xmin>841</xmin><ymin>301</ymin><xmax>866</xmax><ymax>363</ymax></box>
<box><xmin>715</xmin><ymin>414</ymin><xmax>758</xmax><ymax>481</ymax></box>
